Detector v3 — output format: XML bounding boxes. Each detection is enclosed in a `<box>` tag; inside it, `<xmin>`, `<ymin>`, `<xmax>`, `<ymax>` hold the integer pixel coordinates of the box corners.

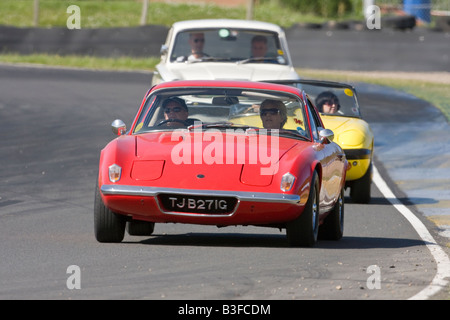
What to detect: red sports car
<box><xmin>95</xmin><ymin>80</ymin><xmax>347</xmax><ymax>247</ymax></box>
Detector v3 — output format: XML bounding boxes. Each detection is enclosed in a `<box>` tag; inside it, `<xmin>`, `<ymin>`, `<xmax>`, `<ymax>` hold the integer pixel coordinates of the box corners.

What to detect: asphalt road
<box><xmin>0</xmin><ymin>64</ymin><xmax>446</xmax><ymax>300</ymax></box>
<box><xmin>2</xmin><ymin>25</ymin><xmax>449</xmax><ymax>72</ymax></box>
<box><xmin>286</xmin><ymin>28</ymin><xmax>450</xmax><ymax>72</ymax></box>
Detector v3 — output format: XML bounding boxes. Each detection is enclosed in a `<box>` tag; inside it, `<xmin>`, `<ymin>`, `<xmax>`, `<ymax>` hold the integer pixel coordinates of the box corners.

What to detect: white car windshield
<box><xmin>169</xmin><ymin>28</ymin><xmax>288</xmax><ymax>65</ymax></box>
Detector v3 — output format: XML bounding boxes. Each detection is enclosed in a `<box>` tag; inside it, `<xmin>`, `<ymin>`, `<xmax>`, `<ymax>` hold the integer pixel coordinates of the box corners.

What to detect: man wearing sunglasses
<box><xmin>162</xmin><ymin>97</ymin><xmax>189</xmax><ymax>127</ymax></box>
<box><xmin>188</xmin><ymin>32</ymin><xmax>207</xmax><ymax>62</ymax></box>
<box><xmin>259</xmin><ymin>99</ymin><xmax>287</xmax><ymax>129</ymax></box>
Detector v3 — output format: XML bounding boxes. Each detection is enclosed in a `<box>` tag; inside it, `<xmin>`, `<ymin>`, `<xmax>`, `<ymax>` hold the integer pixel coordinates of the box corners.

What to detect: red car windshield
<box><xmin>132</xmin><ymin>87</ymin><xmax>310</xmax><ymax>141</ymax></box>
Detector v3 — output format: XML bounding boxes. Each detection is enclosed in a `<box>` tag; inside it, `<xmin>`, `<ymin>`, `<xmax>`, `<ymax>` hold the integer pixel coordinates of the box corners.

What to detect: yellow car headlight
<box><xmin>338</xmin><ymin>130</ymin><xmax>365</xmax><ymax>147</ymax></box>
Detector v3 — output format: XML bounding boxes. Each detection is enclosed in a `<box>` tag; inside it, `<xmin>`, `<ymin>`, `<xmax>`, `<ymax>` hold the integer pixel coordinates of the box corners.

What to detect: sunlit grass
<box><xmin>0</xmin><ymin>53</ymin><xmax>158</xmax><ymax>71</ymax></box>
<box><xmin>0</xmin><ymin>0</ymin><xmax>336</xmax><ymax>28</ymax></box>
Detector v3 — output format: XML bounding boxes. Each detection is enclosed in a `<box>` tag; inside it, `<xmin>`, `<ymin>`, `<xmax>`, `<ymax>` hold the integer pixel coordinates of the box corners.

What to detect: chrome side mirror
<box><xmin>160</xmin><ymin>44</ymin><xmax>168</xmax><ymax>55</ymax></box>
<box><xmin>319</xmin><ymin>128</ymin><xmax>334</xmax><ymax>144</ymax></box>
<box><xmin>111</xmin><ymin>119</ymin><xmax>126</xmax><ymax>136</ymax></box>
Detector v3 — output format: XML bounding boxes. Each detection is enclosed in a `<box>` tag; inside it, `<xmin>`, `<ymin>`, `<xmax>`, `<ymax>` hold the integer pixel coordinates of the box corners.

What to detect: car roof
<box><xmin>151</xmin><ymin>80</ymin><xmax>302</xmax><ymax>96</ymax></box>
<box><xmin>171</xmin><ymin>19</ymin><xmax>285</xmax><ymax>34</ymax></box>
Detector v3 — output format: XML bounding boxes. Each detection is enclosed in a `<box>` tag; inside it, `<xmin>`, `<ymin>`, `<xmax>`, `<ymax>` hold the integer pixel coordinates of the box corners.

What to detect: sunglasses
<box><xmin>164</xmin><ymin>107</ymin><xmax>183</xmax><ymax>113</ymax></box>
<box><xmin>193</xmin><ymin>38</ymin><xmax>204</xmax><ymax>43</ymax></box>
<box><xmin>323</xmin><ymin>100</ymin><xmax>338</xmax><ymax>106</ymax></box>
<box><xmin>260</xmin><ymin>108</ymin><xmax>280</xmax><ymax>116</ymax></box>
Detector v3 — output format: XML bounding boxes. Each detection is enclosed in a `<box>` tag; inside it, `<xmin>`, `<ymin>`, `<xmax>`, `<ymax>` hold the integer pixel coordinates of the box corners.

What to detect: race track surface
<box><xmin>1</xmin><ymin>21</ymin><xmax>449</xmax><ymax>301</ymax></box>
<box><xmin>0</xmin><ymin>64</ymin><xmax>448</xmax><ymax>300</ymax></box>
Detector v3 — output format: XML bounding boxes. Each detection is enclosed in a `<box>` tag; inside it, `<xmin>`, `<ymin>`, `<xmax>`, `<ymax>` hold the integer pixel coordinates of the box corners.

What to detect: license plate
<box><xmin>159</xmin><ymin>194</ymin><xmax>237</xmax><ymax>214</ymax></box>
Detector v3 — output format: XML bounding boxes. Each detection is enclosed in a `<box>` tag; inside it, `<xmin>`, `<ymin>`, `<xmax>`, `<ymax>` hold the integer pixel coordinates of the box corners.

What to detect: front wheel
<box><xmin>286</xmin><ymin>171</ymin><xmax>320</xmax><ymax>247</ymax></box>
<box><xmin>350</xmin><ymin>163</ymin><xmax>372</xmax><ymax>204</ymax></box>
<box><xmin>94</xmin><ymin>184</ymin><xmax>126</xmax><ymax>243</ymax></box>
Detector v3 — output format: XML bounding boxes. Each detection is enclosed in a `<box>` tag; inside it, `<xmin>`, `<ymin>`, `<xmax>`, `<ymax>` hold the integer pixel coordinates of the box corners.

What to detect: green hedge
<box><xmin>275</xmin><ymin>0</ymin><xmax>357</xmax><ymax>18</ymax></box>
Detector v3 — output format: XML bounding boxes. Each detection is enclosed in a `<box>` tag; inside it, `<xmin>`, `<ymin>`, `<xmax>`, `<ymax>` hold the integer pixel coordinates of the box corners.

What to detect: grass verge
<box><xmin>0</xmin><ymin>53</ymin><xmax>158</xmax><ymax>72</ymax></box>
<box><xmin>0</xmin><ymin>0</ymin><xmax>338</xmax><ymax>28</ymax></box>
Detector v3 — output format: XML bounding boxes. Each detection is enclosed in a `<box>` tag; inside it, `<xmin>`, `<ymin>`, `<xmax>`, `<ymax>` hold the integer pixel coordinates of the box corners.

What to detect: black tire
<box><xmin>350</xmin><ymin>163</ymin><xmax>372</xmax><ymax>204</ymax></box>
<box><xmin>127</xmin><ymin>220</ymin><xmax>155</xmax><ymax>236</ymax></box>
<box><xmin>381</xmin><ymin>15</ymin><xmax>416</xmax><ymax>30</ymax></box>
<box><xmin>94</xmin><ymin>185</ymin><xmax>126</xmax><ymax>243</ymax></box>
<box><xmin>436</xmin><ymin>16</ymin><xmax>450</xmax><ymax>32</ymax></box>
<box><xmin>319</xmin><ymin>187</ymin><xmax>344</xmax><ymax>241</ymax></box>
<box><xmin>286</xmin><ymin>171</ymin><xmax>320</xmax><ymax>247</ymax></box>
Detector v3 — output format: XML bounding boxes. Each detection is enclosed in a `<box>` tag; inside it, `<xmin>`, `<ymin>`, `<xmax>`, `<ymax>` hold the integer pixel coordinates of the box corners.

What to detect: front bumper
<box><xmin>101</xmin><ymin>185</ymin><xmax>301</xmax><ymax>204</ymax></box>
<box><xmin>100</xmin><ymin>184</ymin><xmax>303</xmax><ymax>225</ymax></box>
<box><xmin>343</xmin><ymin>148</ymin><xmax>372</xmax><ymax>181</ymax></box>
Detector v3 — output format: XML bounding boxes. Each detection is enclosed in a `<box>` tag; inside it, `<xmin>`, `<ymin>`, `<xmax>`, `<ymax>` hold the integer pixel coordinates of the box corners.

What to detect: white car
<box><xmin>152</xmin><ymin>19</ymin><xmax>300</xmax><ymax>85</ymax></box>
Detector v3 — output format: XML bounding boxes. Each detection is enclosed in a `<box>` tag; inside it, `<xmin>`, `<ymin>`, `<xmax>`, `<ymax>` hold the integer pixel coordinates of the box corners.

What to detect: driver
<box><xmin>260</xmin><ymin>99</ymin><xmax>287</xmax><ymax>129</ymax></box>
<box><xmin>162</xmin><ymin>97</ymin><xmax>189</xmax><ymax>127</ymax></box>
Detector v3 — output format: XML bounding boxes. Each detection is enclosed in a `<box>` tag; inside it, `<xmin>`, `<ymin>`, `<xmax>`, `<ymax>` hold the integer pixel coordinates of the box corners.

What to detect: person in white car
<box><xmin>251</xmin><ymin>35</ymin><xmax>268</xmax><ymax>58</ymax></box>
<box><xmin>188</xmin><ymin>32</ymin><xmax>207</xmax><ymax>61</ymax></box>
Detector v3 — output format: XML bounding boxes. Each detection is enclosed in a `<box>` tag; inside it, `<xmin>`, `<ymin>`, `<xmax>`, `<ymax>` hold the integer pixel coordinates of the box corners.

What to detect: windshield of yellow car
<box><xmin>300</xmin><ymin>84</ymin><xmax>362</xmax><ymax>118</ymax></box>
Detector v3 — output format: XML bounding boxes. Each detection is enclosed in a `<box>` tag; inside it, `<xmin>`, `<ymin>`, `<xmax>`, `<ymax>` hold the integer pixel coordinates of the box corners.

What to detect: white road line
<box><xmin>372</xmin><ymin>165</ymin><xmax>450</xmax><ymax>300</ymax></box>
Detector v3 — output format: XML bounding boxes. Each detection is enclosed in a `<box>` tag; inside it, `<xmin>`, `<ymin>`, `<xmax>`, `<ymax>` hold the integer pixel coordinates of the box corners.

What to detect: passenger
<box><xmin>315</xmin><ymin>91</ymin><xmax>342</xmax><ymax>114</ymax></box>
<box><xmin>251</xmin><ymin>35</ymin><xmax>268</xmax><ymax>58</ymax></box>
<box><xmin>259</xmin><ymin>99</ymin><xmax>287</xmax><ymax>129</ymax></box>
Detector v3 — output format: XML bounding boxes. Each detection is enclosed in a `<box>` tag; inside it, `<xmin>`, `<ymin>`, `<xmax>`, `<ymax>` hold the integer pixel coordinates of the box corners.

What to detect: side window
<box><xmin>306</xmin><ymin>98</ymin><xmax>321</xmax><ymax>142</ymax></box>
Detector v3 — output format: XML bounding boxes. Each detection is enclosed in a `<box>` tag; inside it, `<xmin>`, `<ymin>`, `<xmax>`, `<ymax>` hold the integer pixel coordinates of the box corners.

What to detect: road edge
<box><xmin>373</xmin><ymin>164</ymin><xmax>450</xmax><ymax>299</ymax></box>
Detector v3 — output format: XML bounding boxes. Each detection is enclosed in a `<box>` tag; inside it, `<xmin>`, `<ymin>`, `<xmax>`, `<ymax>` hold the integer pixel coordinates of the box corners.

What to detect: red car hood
<box><xmin>132</xmin><ymin>131</ymin><xmax>300</xmax><ymax>189</ymax></box>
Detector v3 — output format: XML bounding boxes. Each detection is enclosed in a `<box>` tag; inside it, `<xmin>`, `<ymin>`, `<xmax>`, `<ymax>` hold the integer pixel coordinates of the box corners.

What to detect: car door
<box><xmin>304</xmin><ymin>94</ymin><xmax>344</xmax><ymax>213</ymax></box>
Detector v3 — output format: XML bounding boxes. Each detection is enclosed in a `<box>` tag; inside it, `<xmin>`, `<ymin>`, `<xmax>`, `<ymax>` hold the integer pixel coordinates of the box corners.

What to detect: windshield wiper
<box><xmin>277</xmin><ymin>129</ymin><xmax>309</xmax><ymax>141</ymax></box>
<box><xmin>237</xmin><ymin>57</ymin><xmax>279</xmax><ymax>64</ymax></box>
<box><xmin>186</xmin><ymin>123</ymin><xmax>308</xmax><ymax>140</ymax></box>
<box><xmin>188</xmin><ymin>122</ymin><xmax>259</xmax><ymax>131</ymax></box>
<box><xmin>188</xmin><ymin>57</ymin><xmax>233</xmax><ymax>63</ymax></box>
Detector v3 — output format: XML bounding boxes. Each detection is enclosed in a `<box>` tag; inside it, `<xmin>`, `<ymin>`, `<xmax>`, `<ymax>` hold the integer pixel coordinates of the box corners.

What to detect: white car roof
<box><xmin>171</xmin><ymin>19</ymin><xmax>286</xmax><ymax>34</ymax></box>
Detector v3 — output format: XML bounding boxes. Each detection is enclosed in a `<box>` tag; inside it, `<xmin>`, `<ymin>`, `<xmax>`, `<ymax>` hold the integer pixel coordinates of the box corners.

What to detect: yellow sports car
<box><xmin>299</xmin><ymin>80</ymin><xmax>374</xmax><ymax>203</ymax></box>
<box><xmin>265</xmin><ymin>80</ymin><xmax>374</xmax><ymax>203</ymax></box>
